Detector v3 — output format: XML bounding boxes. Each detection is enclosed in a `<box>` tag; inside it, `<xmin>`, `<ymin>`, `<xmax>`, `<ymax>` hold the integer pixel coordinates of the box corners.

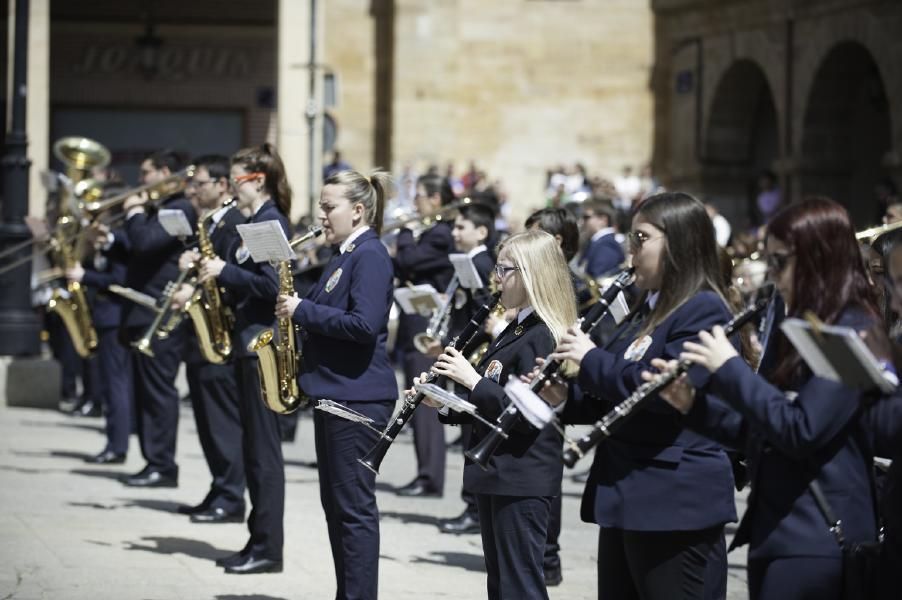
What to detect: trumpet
<box><xmin>381</xmin><ymin>197</ymin><xmax>473</xmax><ymax>235</ymax></box>
<box><xmin>561</xmin><ymin>295</ymin><xmax>770</xmax><ymax>468</ymax></box>
<box><xmin>856</xmin><ymin>220</ymin><xmax>902</xmax><ymax>244</ymax></box>
<box><xmin>464</xmin><ymin>268</ymin><xmax>635</xmax><ymax>470</ymax></box>
<box><xmin>413</xmin><ymin>275</ymin><xmax>459</xmax><ymax>354</ymax></box>
<box><xmin>82</xmin><ymin>165</ymin><xmax>196</xmax><ymax>221</ymax></box>
<box><xmin>131</xmin><ymin>273</ymin><xmax>194</xmax><ymax>357</ymax></box>
<box><xmin>358</xmin><ymin>291</ymin><xmax>503</xmax><ymax>474</ymax></box>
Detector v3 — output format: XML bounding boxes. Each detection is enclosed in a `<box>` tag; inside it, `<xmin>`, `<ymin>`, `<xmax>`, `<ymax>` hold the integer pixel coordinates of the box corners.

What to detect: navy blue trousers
<box><xmin>314</xmin><ymin>399</ymin><xmax>394</xmax><ymax>600</ymax></box>
<box><xmin>476</xmin><ymin>494</ymin><xmax>552</xmax><ymax>600</ymax></box>
<box><xmin>235</xmin><ymin>357</ymin><xmax>284</xmax><ymax>560</ymax></box>
<box><xmin>748</xmin><ymin>556</ymin><xmax>842</xmax><ymax>600</ymax></box>
<box><xmin>185</xmin><ymin>359</ymin><xmax>245</xmax><ymax>513</ymax></box>
<box><xmin>96</xmin><ymin>327</ymin><xmax>131</xmax><ymax>455</ymax></box>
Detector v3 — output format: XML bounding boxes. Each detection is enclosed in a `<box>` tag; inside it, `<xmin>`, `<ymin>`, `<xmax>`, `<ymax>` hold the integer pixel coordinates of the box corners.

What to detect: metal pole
<box><xmin>305</xmin><ymin>0</ymin><xmax>318</xmax><ymax>219</ymax></box>
<box><xmin>0</xmin><ymin>0</ymin><xmax>41</xmax><ymax>355</ymax></box>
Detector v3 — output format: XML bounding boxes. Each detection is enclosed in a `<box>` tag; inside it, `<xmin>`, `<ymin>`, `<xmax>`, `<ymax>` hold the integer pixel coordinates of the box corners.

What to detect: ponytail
<box><xmin>324</xmin><ymin>168</ymin><xmax>393</xmax><ymax>235</ymax></box>
<box><xmin>231</xmin><ymin>143</ymin><xmax>293</xmax><ymax>216</ymax></box>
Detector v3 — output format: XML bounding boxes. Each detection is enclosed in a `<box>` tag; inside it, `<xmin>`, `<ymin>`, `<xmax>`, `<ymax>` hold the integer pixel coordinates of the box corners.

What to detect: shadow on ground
<box><xmin>216</xmin><ymin>595</ymin><xmax>289</xmax><ymax>600</ymax></box>
<box><xmin>409</xmin><ymin>551</ymin><xmax>486</xmax><ymax>572</ymax></box>
<box><xmin>124</xmin><ymin>536</ymin><xmax>231</xmax><ymax>562</ymax></box>
<box><xmin>379</xmin><ymin>510</ymin><xmax>441</xmax><ymax>527</ymax></box>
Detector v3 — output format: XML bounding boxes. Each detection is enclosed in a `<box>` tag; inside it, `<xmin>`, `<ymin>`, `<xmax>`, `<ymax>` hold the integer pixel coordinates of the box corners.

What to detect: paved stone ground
<box><xmin>0</xmin><ymin>401</ymin><xmax>749</xmax><ymax>599</ymax></box>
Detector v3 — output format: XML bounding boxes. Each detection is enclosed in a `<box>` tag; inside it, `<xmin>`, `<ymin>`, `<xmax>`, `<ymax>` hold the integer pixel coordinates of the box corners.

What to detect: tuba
<box><xmin>46</xmin><ymin>137</ymin><xmax>111</xmax><ymax>358</ymax></box>
<box><xmin>247</xmin><ymin>226</ymin><xmax>323</xmax><ymax>414</ymax></box>
<box><xmin>182</xmin><ymin>203</ymin><xmax>236</xmax><ymax>364</ymax></box>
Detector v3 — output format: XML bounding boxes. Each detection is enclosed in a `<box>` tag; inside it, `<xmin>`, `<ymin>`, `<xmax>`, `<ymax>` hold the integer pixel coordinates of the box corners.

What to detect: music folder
<box><xmin>394</xmin><ymin>284</ymin><xmax>441</xmax><ymax>317</ymax></box>
<box><xmin>449</xmin><ymin>253</ymin><xmax>484</xmax><ymax>290</ymax></box>
<box><xmin>236</xmin><ymin>221</ymin><xmax>295</xmax><ymax>263</ymax></box>
<box><xmin>780</xmin><ymin>317</ymin><xmax>896</xmax><ymax>393</ymax></box>
<box><xmin>157</xmin><ymin>209</ymin><xmax>194</xmax><ymax>238</ymax></box>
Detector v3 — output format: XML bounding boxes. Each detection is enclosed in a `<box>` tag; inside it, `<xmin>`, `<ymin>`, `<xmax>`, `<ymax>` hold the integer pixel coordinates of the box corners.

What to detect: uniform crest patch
<box><xmin>623</xmin><ymin>335</ymin><xmax>653</xmax><ymax>361</ymax></box>
<box><xmin>484</xmin><ymin>360</ymin><xmax>503</xmax><ymax>383</ymax></box>
<box><xmin>325</xmin><ymin>268</ymin><xmax>343</xmax><ymax>293</ymax></box>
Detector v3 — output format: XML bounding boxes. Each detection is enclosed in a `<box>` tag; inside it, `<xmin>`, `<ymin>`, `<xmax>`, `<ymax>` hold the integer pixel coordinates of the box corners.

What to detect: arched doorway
<box><xmin>800</xmin><ymin>41</ymin><xmax>891</xmax><ymax>227</ymax></box>
<box><xmin>701</xmin><ymin>59</ymin><xmax>779</xmax><ymax>230</ymax></box>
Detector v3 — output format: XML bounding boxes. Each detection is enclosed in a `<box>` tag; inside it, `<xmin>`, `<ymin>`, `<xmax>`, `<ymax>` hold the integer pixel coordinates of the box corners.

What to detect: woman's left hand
<box><xmin>680</xmin><ymin>325</ymin><xmax>737</xmax><ymax>373</ymax></box>
<box><xmin>641</xmin><ymin>358</ymin><xmax>696</xmax><ymax>414</ymax></box>
<box><xmin>548</xmin><ymin>324</ymin><xmax>595</xmax><ymax>365</ymax></box>
<box><xmin>432</xmin><ymin>346</ymin><xmax>482</xmax><ymax>390</ymax></box>
<box><xmin>275</xmin><ymin>294</ymin><xmax>301</xmax><ymax>319</ymax></box>
<box><xmin>198</xmin><ymin>257</ymin><xmax>226</xmax><ymax>283</ymax></box>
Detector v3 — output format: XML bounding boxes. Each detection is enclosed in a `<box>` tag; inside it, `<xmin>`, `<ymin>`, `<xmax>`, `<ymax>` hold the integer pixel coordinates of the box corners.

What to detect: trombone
<box><xmin>856</xmin><ymin>220</ymin><xmax>902</xmax><ymax>244</ymax></box>
<box><xmin>381</xmin><ymin>197</ymin><xmax>472</xmax><ymax>235</ymax></box>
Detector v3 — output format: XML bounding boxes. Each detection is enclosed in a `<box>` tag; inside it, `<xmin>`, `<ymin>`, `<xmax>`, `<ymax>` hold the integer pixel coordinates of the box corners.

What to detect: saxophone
<box><xmin>47</xmin><ymin>215</ymin><xmax>98</xmax><ymax>358</ymax></box>
<box><xmin>247</xmin><ymin>226</ymin><xmax>323</xmax><ymax>414</ymax></box>
<box><xmin>182</xmin><ymin>205</ymin><xmax>235</xmax><ymax>364</ymax></box>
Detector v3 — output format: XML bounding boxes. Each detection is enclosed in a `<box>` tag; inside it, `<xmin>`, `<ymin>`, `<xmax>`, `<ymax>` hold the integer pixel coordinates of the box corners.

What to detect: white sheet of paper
<box><xmin>157</xmin><ymin>209</ymin><xmax>194</xmax><ymax>238</ymax></box>
<box><xmin>449</xmin><ymin>253</ymin><xmax>484</xmax><ymax>290</ymax></box>
<box><xmin>505</xmin><ymin>379</ymin><xmax>555</xmax><ymax>429</ymax></box>
<box><xmin>394</xmin><ymin>284</ymin><xmax>440</xmax><ymax>316</ymax></box>
<box><xmin>236</xmin><ymin>221</ymin><xmax>295</xmax><ymax>263</ymax></box>
<box><xmin>610</xmin><ymin>292</ymin><xmax>630</xmax><ymax>325</ymax></box>
<box><xmin>780</xmin><ymin>319</ymin><xmax>839</xmax><ymax>381</ymax></box>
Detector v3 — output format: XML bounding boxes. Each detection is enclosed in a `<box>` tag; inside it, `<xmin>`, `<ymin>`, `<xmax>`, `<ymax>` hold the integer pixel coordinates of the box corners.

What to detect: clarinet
<box><xmin>358</xmin><ymin>290</ymin><xmax>503</xmax><ymax>474</ymax></box>
<box><xmin>561</xmin><ymin>295</ymin><xmax>770</xmax><ymax>468</ymax></box>
<box><xmin>465</xmin><ymin>268</ymin><xmax>635</xmax><ymax>470</ymax></box>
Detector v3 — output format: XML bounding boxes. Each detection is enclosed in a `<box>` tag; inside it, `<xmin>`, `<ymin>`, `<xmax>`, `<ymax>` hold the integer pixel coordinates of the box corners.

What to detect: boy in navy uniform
<box><xmin>393</xmin><ymin>173</ymin><xmax>455</xmax><ymax>497</ymax></box>
<box><xmin>579</xmin><ymin>200</ymin><xmax>624</xmax><ymax>279</ymax></box>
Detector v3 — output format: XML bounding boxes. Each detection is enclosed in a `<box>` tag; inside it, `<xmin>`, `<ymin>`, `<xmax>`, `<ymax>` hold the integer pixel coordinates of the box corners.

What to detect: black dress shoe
<box><xmin>544</xmin><ymin>565</ymin><xmax>563</xmax><ymax>586</ymax></box>
<box><xmin>396</xmin><ymin>481</ymin><xmax>442</xmax><ymax>498</ymax></box>
<box><xmin>190</xmin><ymin>507</ymin><xmax>244</xmax><ymax>524</ymax></box>
<box><xmin>122</xmin><ymin>469</ymin><xmax>178</xmax><ymax>488</ymax></box>
<box><xmin>439</xmin><ymin>512</ymin><xmax>481</xmax><ymax>534</ymax></box>
<box><xmin>75</xmin><ymin>400</ymin><xmax>102</xmax><ymax>418</ymax></box>
<box><xmin>215</xmin><ymin>551</ymin><xmax>247</xmax><ymax>568</ymax></box>
<box><xmin>176</xmin><ymin>501</ymin><xmax>209</xmax><ymax>515</ymax></box>
<box><xmin>224</xmin><ymin>555</ymin><xmax>283</xmax><ymax>574</ymax></box>
<box><xmin>85</xmin><ymin>450</ymin><xmax>126</xmax><ymax>465</ymax></box>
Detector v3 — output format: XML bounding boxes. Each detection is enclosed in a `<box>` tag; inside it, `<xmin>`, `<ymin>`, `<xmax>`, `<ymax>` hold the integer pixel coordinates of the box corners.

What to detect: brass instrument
<box><xmin>132</xmin><ymin>273</ymin><xmax>193</xmax><ymax>357</ymax></box>
<box><xmin>856</xmin><ymin>220</ymin><xmax>902</xmax><ymax>244</ymax></box>
<box><xmin>381</xmin><ymin>197</ymin><xmax>472</xmax><ymax>235</ymax></box>
<box><xmin>45</xmin><ymin>137</ymin><xmax>111</xmax><ymax>359</ymax></box>
<box><xmin>248</xmin><ymin>226</ymin><xmax>324</xmax><ymax>414</ymax></box>
<box><xmin>82</xmin><ymin>165</ymin><xmax>196</xmax><ymax>221</ymax></box>
<box><xmin>182</xmin><ymin>202</ymin><xmax>237</xmax><ymax>364</ymax></box>
<box><xmin>413</xmin><ymin>275</ymin><xmax>459</xmax><ymax>354</ymax></box>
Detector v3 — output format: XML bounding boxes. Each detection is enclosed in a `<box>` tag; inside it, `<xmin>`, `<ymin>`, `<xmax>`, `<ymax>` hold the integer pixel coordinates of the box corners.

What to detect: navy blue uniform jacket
<box><xmin>118</xmin><ymin>194</ymin><xmax>197</xmax><ymax>329</ymax></box>
<box><xmin>292</xmin><ymin>228</ymin><xmax>398</xmax><ymax>403</ymax></box>
<box><xmin>216</xmin><ymin>201</ymin><xmax>290</xmax><ymax>359</ymax></box>
<box><xmin>81</xmin><ymin>236</ymin><xmax>130</xmax><ymax>330</ymax></box>
<box><xmin>394</xmin><ymin>222</ymin><xmax>455</xmax><ymax>291</ymax></box>
<box><xmin>581</xmin><ymin>233</ymin><xmax>624</xmax><ymax>279</ymax></box>
<box><xmin>563</xmin><ymin>290</ymin><xmax>738</xmax><ymax>531</ymax></box>
<box><xmin>441</xmin><ymin>313</ymin><xmax>563</xmax><ymax>497</ymax></box>
<box><xmin>686</xmin><ymin>307</ymin><xmax>902</xmax><ymax>559</ymax></box>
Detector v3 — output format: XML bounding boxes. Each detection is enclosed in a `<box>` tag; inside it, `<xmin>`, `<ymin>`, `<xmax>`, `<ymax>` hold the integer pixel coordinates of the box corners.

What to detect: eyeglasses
<box><xmin>494</xmin><ymin>264</ymin><xmax>520</xmax><ymax>279</ymax></box>
<box><xmin>766</xmin><ymin>252</ymin><xmax>794</xmax><ymax>273</ymax></box>
<box><xmin>628</xmin><ymin>229</ymin><xmax>663</xmax><ymax>250</ymax></box>
<box><xmin>229</xmin><ymin>172</ymin><xmax>264</xmax><ymax>187</ymax></box>
<box><xmin>189</xmin><ymin>178</ymin><xmax>218</xmax><ymax>187</ymax></box>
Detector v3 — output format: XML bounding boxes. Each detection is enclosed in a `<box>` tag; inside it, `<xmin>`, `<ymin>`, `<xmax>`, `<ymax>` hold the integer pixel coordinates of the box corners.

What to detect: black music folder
<box><xmin>780</xmin><ymin>317</ymin><xmax>896</xmax><ymax>393</ymax></box>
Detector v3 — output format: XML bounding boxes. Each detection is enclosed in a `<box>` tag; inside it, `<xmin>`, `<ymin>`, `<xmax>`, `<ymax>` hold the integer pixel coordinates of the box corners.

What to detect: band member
<box><xmin>540</xmin><ymin>192</ymin><xmax>736</xmax><ymax>600</ymax></box>
<box><xmin>653</xmin><ymin>197</ymin><xmax>899</xmax><ymax>600</ymax></box>
<box><xmin>104</xmin><ymin>149</ymin><xmax>196</xmax><ymax>487</ymax></box>
<box><xmin>276</xmin><ymin>169</ymin><xmax>398</xmax><ymax>600</ymax></box>
<box><xmin>393</xmin><ymin>173</ymin><xmax>455</xmax><ymax>497</ymax></box>
<box><xmin>424</xmin><ymin>230</ymin><xmax>577</xmax><ymax>600</ymax></box>
<box><xmin>198</xmin><ymin>144</ymin><xmax>291</xmax><ymax>574</ymax></box>
<box><xmin>438</xmin><ymin>202</ymin><xmax>496</xmax><ymax>536</ymax></box>
<box><xmin>578</xmin><ymin>199</ymin><xmax>624</xmax><ymax>278</ymax></box>
<box><xmin>171</xmin><ymin>155</ymin><xmax>246</xmax><ymax>523</ymax></box>
<box><xmin>65</xmin><ymin>222</ymin><xmax>132</xmax><ymax>463</ymax></box>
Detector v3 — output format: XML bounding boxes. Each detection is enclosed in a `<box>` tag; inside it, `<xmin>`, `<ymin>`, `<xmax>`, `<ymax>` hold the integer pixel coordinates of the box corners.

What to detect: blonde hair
<box><xmin>498</xmin><ymin>230</ymin><xmax>578</xmax><ymax>345</ymax></box>
<box><xmin>323</xmin><ymin>169</ymin><xmax>393</xmax><ymax>235</ymax></box>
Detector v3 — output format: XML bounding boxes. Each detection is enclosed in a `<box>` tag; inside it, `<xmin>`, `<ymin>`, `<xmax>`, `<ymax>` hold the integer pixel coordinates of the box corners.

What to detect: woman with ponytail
<box><xmin>197</xmin><ymin>143</ymin><xmax>292</xmax><ymax>574</ymax></box>
<box><xmin>275</xmin><ymin>169</ymin><xmax>397</xmax><ymax>600</ymax></box>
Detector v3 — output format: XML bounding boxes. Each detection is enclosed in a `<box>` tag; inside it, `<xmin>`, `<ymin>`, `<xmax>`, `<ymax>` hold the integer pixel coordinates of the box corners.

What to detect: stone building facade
<box><xmin>651</xmin><ymin>0</ymin><xmax>902</xmax><ymax>228</ymax></box>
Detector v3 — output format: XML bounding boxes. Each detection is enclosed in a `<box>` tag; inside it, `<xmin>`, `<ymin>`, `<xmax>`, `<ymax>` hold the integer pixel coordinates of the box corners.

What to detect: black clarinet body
<box><xmin>358</xmin><ymin>291</ymin><xmax>503</xmax><ymax>474</ymax></box>
<box><xmin>561</xmin><ymin>296</ymin><xmax>769</xmax><ymax>468</ymax></box>
<box><xmin>465</xmin><ymin>268</ymin><xmax>635</xmax><ymax>470</ymax></box>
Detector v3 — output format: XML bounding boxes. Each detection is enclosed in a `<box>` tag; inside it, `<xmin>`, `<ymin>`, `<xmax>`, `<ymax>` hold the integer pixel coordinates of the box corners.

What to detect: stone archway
<box><xmin>701</xmin><ymin>59</ymin><xmax>779</xmax><ymax>229</ymax></box>
<box><xmin>799</xmin><ymin>41</ymin><xmax>891</xmax><ymax>227</ymax></box>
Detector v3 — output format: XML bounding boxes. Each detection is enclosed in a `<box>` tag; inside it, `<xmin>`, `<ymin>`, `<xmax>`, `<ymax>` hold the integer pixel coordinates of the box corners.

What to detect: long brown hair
<box><xmin>231</xmin><ymin>143</ymin><xmax>292</xmax><ymax>216</ymax></box>
<box><xmin>634</xmin><ymin>192</ymin><xmax>729</xmax><ymax>337</ymax></box>
<box><xmin>766</xmin><ymin>196</ymin><xmax>881</xmax><ymax>386</ymax></box>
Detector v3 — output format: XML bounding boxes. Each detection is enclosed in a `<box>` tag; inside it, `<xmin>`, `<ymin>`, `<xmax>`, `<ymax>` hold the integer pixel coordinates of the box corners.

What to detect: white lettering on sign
<box><xmin>72</xmin><ymin>45</ymin><xmax>252</xmax><ymax>81</ymax></box>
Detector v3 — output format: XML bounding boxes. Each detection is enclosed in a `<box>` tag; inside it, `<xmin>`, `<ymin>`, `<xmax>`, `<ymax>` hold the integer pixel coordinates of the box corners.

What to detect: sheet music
<box><xmin>157</xmin><ymin>209</ymin><xmax>194</xmax><ymax>238</ymax></box>
<box><xmin>610</xmin><ymin>292</ymin><xmax>630</xmax><ymax>325</ymax></box>
<box><xmin>449</xmin><ymin>253</ymin><xmax>484</xmax><ymax>290</ymax></box>
<box><xmin>236</xmin><ymin>221</ymin><xmax>295</xmax><ymax>263</ymax></box>
<box><xmin>394</xmin><ymin>284</ymin><xmax>440</xmax><ymax>316</ymax></box>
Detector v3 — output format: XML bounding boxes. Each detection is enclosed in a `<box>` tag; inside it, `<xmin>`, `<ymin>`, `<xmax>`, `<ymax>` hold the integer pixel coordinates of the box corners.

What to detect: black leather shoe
<box><xmin>215</xmin><ymin>551</ymin><xmax>247</xmax><ymax>568</ymax></box>
<box><xmin>85</xmin><ymin>450</ymin><xmax>126</xmax><ymax>465</ymax></box>
<box><xmin>439</xmin><ymin>512</ymin><xmax>480</xmax><ymax>534</ymax></box>
<box><xmin>122</xmin><ymin>469</ymin><xmax>178</xmax><ymax>488</ymax></box>
<box><xmin>544</xmin><ymin>565</ymin><xmax>563</xmax><ymax>586</ymax></box>
<box><xmin>190</xmin><ymin>507</ymin><xmax>244</xmax><ymax>524</ymax></box>
<box><xmin>224</xmin><ymin>555</ymin><xmax>283</xmax><ymax>574</ymax></box>
<box><xmin>176</xmin><ymin>501</ymin><xmax>209</xmax><ymax>515</ymax></box>
<box><xmin>396</xmin><ymin>481</ymin><xmax>442</xmax><ymax>498</ymax></box>
<box><xmin>73</xmin><ymin>400</ymin><xmax>102</xmax><ymax>418</ymax></box>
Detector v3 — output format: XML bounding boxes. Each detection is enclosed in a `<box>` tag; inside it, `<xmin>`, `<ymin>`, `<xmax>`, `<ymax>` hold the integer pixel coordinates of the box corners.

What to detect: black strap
<box><xmin>809</xmin><ymin>479</ymin><xmax>847</xmax><ymax>548</ymax></box>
